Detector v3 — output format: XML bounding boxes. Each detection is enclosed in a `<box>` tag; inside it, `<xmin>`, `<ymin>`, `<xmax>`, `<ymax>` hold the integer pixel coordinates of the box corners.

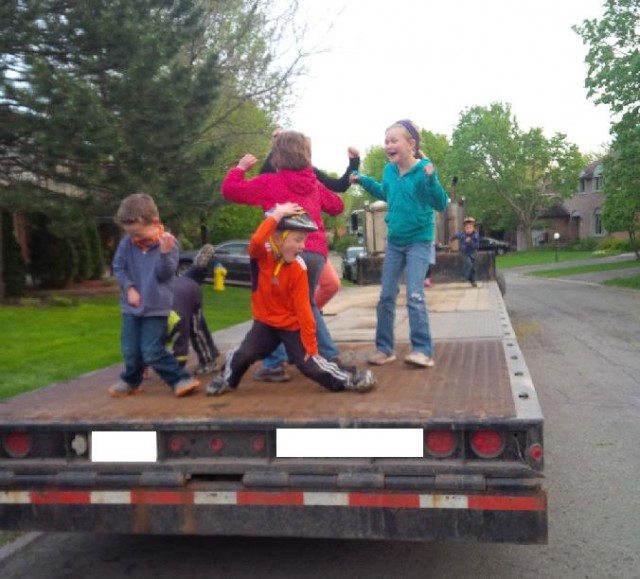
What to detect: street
<box><xmin>1</xmin><ymin>271</ymin><xmax>639</xmax><ymax>578</ymax></box>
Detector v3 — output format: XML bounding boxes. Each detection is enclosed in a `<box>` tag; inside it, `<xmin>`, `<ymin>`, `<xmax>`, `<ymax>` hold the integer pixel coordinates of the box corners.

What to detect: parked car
<box><xmin>342</xmin><ymin>246</ymin><xmax>365</xmax><ymax>282</ymax></box>
<box><xmin>478</xmin><ymin>237</ymin><xmax>511</xmax><ymax>255</ymax></box>
<box><xmin>178</xmin><ymin>240</ymin><xmax>251</xmax><ymax>285</ymax></box>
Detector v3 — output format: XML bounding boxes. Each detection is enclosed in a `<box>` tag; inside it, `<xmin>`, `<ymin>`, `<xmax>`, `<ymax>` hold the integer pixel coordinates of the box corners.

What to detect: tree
<box><xmin>574</xmin><ymin>0</ymin><xmax>640</xmax><ymax>257</ymax></box>
<box><xmin>449</xmin><ymin>103</ymin><xmax>585</xmax><ymax>249</ymax></box>
<box><xmin>1</xmin><ymin>1</ymin><xmax>221</xmax><ymax>206</ymax></box>
<box><xmin>602</xmin><ymin>123</ymin><xmax>640</xmax><ymax>257</ymax></box>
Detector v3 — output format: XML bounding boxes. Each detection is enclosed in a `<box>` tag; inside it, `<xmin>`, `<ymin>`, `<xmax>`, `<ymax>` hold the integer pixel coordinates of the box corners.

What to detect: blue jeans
<box><xmin>120</xmin><ymin>314</ymin><xmax>190</xmax><ymax>388</ymax></box>
<box><xmin>376</xmin><ymin>240</ymin><xmax>434</xmax><ymax>357</ymax></box>
<box><xmin>262</xmin><ymin>251</ymin><xmax>339</xmax><ymax>369</ymax></box>
<box><xmin>461</xmin><ymin>253</ymin><xmax>476</xmax><ymax>283</ymax></box>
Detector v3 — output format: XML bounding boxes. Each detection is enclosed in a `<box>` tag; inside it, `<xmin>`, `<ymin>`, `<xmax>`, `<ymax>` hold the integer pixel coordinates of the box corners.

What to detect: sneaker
<box><xmin>253</xmin><ymin>365</ymin><xmax>292</xmax><ymax>382</ymax></box>
<box><xmin>174</xmin><ymin>377</ymin><xmax>201</xmax><ymax>397</ymax></box>
<box><xmin>404</xmin><ymin>351</ymin><xmax>435</xmax><ymax>368</ymax></box>
<box><xmin>424</xmin><ymin>278</ymin><xmax>432</xmax><ymax>288</ymax></box>
<box><xmin>367</xmin><ymin>351</ymin><xmax>396</xmax><ymax>365</ymax></box>
<box><xmin>108</xmin><ymin>381</ymin><xmax>143</xmax><ymax>398</ymax></box>
<box><xmin>194</xmin><ymin>361</ymin><xmax>219</xmax><ymax>375</ymax></box>
<box><xmin>194</xmin><ymin>244</ymin><xmax>215</xmax><ymax>269</ymax></box>
<box><xmin>345</xmin><ymin>370</ymin><xmax>376</xmax><ymax>393</ymax></box>
<box><xmin>206</xmin><ymin>375</ymin><xmax>236</xmax><ymax>396</ymax></box>
<box><xmin>471</xmin><ymin>281</ymin><xmax>478</xmax><ymax>287</ymax></box>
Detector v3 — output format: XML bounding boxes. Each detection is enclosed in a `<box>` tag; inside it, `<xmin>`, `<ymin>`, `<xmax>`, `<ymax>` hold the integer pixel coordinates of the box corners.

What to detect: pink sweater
<box><xmin>221</xmin><ymin>166</ymin><xmax>344</xmax><ymax>257</ymax></box>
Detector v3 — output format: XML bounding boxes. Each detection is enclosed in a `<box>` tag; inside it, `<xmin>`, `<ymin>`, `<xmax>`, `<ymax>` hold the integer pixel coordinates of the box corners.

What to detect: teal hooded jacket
<box><xmin>358</xmin><ymin>158</ymin><xmax>449</xmax><ymax>245</ymax></box>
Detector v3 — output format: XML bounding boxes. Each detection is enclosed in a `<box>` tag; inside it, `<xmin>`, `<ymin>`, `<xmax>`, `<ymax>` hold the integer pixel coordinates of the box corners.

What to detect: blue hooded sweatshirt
<box><xmin>358</xmin><ymin>158</ymin><xmax>449</xmax><ymax>245</ymax></box>
<box><xmin>113</xmin><ymin>236</ymin><xmax>179</xmax><ymax>317</ymax></box>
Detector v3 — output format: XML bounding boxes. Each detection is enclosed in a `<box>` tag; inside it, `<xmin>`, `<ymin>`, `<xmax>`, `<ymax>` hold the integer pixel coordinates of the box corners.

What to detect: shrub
<box><xmin>331</xmin><ymin>234</ymin><xmax>361</xmax><ymax>254</ymax></box>
<box><xmin>568</xmin><ymin>237</ymin><xmax>598</xmax><ymax>251</ymax></box>
<box><xmin>85</xmin><ymin>224</ymin><xmax>105</xmax><ymax>280</ymax></box>
<box><xmin>597</xmin><ymin>237</ymin><xmax>632</xmax><ymax>252</ymax></box>
<box><xmin>2</xmin><ymin>211</ymin><xmax>27</xmax><ymax>297</ymax></box>
<box><xmin>72</xmin><ymin>230</ymin><xmax>91</xmax><ymax>283</ymax></box>
<box><xmin>29</xmin><ymin>214</ymin><xmax>78</xmax><ymax>289</ymax></box>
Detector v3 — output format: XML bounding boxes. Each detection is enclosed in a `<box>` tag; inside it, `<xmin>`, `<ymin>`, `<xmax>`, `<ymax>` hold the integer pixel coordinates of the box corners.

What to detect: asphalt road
<box><xmin>1</xmin><ymin>268</ymin><xmax>639</xmax><ymax>578</ymax></box>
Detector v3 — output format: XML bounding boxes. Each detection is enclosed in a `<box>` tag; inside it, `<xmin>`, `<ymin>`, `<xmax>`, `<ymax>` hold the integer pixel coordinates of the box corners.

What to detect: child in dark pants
<box><xmin>167</xmin><ymin>274</ymin><xmax>220</xmax><ymax>374</ymax></box>
<box><xmin>206</xmin><ymin>203</ymin><xmax>375</xmax><ymax>396</ymax></box>
<box><xmin>450</xmin><ymin>216</ymin><xmax>480</xmax><ymax>287</ymax></box>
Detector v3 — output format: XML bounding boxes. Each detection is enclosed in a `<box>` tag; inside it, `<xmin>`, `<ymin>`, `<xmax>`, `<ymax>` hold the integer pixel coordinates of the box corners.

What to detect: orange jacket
<box><xmin>249</xmin><ymin>217</ymin><xmax>318</xmax><ymax>356</ymax></box>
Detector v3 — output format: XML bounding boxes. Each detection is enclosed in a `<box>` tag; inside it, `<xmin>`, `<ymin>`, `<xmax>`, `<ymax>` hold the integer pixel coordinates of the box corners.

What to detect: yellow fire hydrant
<box><xmin>213</xmin><ymin>263</ymin><xmax>227</xmax><ymax>291</ymax></box>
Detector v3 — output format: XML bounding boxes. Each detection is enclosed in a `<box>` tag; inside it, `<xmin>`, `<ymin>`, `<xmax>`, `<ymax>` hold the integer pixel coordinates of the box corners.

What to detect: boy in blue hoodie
<box><xmin>109</xmin><ymin>193</ymin><xmax>200</xmax><ymax>398</ymax></box>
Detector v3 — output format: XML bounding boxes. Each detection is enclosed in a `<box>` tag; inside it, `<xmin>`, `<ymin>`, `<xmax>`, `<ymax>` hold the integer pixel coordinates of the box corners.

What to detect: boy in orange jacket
<box><xmin>206</xmin><ymin>202</ymin><xmax>375</xmax><ymax>396</ymax></box>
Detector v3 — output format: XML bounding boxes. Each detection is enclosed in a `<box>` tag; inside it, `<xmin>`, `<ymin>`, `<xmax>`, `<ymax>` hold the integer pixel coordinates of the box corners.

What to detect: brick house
<box><xmin>534</xmin><ymin>159</ymin><xmax>625</xmax><ymax>246</ymax></box>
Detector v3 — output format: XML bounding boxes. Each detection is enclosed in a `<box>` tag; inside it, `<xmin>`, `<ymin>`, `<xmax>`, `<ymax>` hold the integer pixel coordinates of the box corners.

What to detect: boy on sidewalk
<box><xmin>206</xmin><ymin>202</ymin><xmax>375</xmax><ymax>396</ymax></box>
<box><xmin>109</xmin><ymin>193</ymin><xmax>200</xmax><ymax>398</ymax></box>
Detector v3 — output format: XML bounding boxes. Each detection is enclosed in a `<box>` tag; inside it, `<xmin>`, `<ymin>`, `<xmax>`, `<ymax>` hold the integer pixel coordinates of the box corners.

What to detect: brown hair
<box><xmin>270</xmin><ymin>131</ymin><xmax>312</xmax><ymax>171</ymax></box>
<box><xmin>115</xmin><ymin>193</ymin><xmax>159</xmax><ymax>225</ymax></box>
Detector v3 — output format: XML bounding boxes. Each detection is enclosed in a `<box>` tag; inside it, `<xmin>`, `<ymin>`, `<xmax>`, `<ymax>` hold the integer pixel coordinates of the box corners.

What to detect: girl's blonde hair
<box><xmin>116</xmin><ymin>192</ymin><xmax>159</xmax><ymax>225</ymax></box>
<box><xmin>270</xmin><ymin>130</ymin><xmax>312</xmax><ymax>171</ymax></box>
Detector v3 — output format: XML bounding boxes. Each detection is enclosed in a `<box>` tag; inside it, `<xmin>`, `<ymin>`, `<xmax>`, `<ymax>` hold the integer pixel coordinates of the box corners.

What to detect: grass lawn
<box><xmin>496</xmin><ymin>250</ymin><xmax>615</xmax><ymax>269</ymax></box>
<box><xmin>526</xmin><ymin>259</ymin><xmax>640</xmax><ymax>278</ymax></box>
<box><xmin>0</xmin><ymin>285</ymin><xmax>252</xmax><ymax>400</ymax></box>
<box><xmin>603</xmin><ymin>275</ymin><xmax>640</xmax><ymax>290</ymax></box>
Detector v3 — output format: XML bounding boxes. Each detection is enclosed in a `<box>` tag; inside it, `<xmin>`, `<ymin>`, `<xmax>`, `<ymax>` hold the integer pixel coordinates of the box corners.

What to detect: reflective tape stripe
<box><xmin>0</xmin><ymin>490</ymin><xmax>545</xmax><ymax>512</ymax></box>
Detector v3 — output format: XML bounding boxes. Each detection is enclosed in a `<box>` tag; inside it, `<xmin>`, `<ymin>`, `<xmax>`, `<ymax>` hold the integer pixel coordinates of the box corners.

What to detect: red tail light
<box><xmin>3</xmin><ymin>432</ymin><xmax>32</xmax><ymax>458</ymax></box>
<box><xmin>469</xmin><ymin>430</ymin><xmax>505</xmax><ymax>459</ymax></box>
<box><xmin>424</xmin><ymin>430</ymin><xmax>457</xmax><ymax>458</ymax></box>
<box><xmin>251</xmin><ymin>435</ymin><xmax>266</xmax><ymax>454</ymax></box>
<box><xmin>210</xmin><ymin>436</ymin><xmax>225</xmax><ymax>453</ymax></box>
<box><xmin>168</xmin><ymin>436</ymin><xmax>185</xmax><ymax>454</ymax></box>
<box><xmin>528</xmin><ymin>443</ymin><xmax>543</xmax><ymax>463</ymax></box>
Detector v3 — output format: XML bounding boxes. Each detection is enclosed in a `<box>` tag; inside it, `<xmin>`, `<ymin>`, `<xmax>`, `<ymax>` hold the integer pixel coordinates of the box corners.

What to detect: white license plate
<box><xmin>91</xmin><ymin>431</ymin><xmax>157</xmax><ymax>463</ymax></box>
<box><xmin>276</xmin><ymin>428</ymin><xmax>423</xmax><ymax>458</ymax></box>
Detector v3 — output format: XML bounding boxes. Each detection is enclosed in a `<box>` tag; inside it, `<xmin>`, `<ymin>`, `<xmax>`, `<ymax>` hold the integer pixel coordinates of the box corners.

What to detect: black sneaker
<box><xmin>206</xmin><ymin>375</ymin><xmax>236</xmax><ymax>396</ymax></box>
<box><xmin>194</xmin><ymin>244</ymin><xmax>215</xmax><ymax>269</ymax></box>
<box><xmin>345</xmin><ymin>370</ymin><xmax>376</xmax><ymax>393</ymax></box>
<box><xmin>253</xmin><ymin>366</ymin><xmax>292</xmax><ymax>382</ymax></box>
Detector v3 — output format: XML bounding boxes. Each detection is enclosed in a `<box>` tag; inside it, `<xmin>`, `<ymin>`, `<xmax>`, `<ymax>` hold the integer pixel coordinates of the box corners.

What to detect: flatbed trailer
<box><xmin>0</xmin><ymin>279</ymin><xmax>546</xmax><ymax>543</ymax></box>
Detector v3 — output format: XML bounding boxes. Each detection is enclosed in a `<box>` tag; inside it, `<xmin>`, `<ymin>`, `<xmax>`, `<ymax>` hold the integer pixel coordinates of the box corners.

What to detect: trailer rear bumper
<box><xmin>0</xmin><ymin>488</ymin><xmax>547</xmax><ymax>543</ymax></box>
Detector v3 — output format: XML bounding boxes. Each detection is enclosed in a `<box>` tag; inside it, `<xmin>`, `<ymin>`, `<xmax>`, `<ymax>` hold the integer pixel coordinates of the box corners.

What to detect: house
<box><xmin>535</xmin><ymin>159</ymin><xmax>625</xmax><ymax>246</ymax></box>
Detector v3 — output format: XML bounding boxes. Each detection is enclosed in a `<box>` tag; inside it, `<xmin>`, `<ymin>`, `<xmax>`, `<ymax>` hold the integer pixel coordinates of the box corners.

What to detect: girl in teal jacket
<box><xmin>351</xmin><ymin>119</ymin><xmax>449</xmax><ymax>368</ymax></box>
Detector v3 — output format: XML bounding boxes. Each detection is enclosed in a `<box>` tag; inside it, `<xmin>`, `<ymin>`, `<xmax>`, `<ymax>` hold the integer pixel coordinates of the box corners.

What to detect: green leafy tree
<box><xmin>574</xmin><ymin>0</ymin><xmax>640</xmax><ymax>257</ymax></box>
<box><xmin>449</xmin><ymin>102</ymin><xmax>585</xmax><ymax>249</ymax></box>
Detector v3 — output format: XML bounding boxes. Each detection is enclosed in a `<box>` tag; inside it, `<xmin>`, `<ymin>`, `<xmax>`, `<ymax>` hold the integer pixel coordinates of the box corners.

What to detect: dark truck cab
<box><xmin>0</xmin><ymin>259</ymin><xmax>546</xmax><ymax>543</ymax></box>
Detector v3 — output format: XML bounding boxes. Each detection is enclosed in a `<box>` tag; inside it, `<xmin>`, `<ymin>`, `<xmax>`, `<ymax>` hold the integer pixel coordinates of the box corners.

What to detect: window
<box><xmin>579</xmin><ymin>178</ymin><xmax>586</xmax><ymax>193</ymax></box>
<box><xmin>594</xmin><ymin>208</ymin><xmax>604</xmax><ymax>236</ymax></box>
<box><xmin>594</xmin><ymin>176</ymin><xmax>603</xmax><ymax>191</ymax></box>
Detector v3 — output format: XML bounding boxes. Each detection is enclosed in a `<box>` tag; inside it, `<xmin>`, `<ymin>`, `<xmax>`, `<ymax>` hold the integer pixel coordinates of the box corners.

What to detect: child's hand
<box><xmin>159</xmin><ymin>232</ymin><xmax>175</xmax><ymax>253</ymax></box>
<box><xmin>424</xmin><ymin>163</ymin><xmax>435</xmax><ymax>176</ymax></box>
<box><xmin>238</xmin><ymin>154</ymin><xmax>257</xmax><ymax>171</ymax></box>
<box><xmin>347</xmin><ymin>147</ymin><xmax>360</xmax><ymax>159</ymax></box>
<box><xmin>273</xmin><ymin>201</ymin><xmax>303</xmax><ymax>220</ymax></box>
<box><xmin>127</xmin><ymin>286</ymin><xmax>141</xmax><ymax>307</ymax></box>
<box><xmin>349</xmin><ymin>171</ymin><xmax>360</xmax><ymax>184</ymax></box>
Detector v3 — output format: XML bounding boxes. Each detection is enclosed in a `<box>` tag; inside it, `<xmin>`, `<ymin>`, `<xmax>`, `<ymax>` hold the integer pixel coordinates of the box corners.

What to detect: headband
<box><xmin>395</xmin><ymin>119</ymin><xmax>421</xmax><ymax>149</ymax></box>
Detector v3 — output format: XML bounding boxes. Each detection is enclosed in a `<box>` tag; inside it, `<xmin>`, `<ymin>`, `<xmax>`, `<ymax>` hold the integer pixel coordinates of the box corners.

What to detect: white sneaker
<box><xmin>404</xmin><ymin>351</ymin><xmax>434</xmax><ymax>368</ymax></box>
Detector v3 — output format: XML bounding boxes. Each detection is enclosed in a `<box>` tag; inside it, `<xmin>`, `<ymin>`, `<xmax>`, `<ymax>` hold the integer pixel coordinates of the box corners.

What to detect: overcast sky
<box><xmin>285</xmin><ymin>0</ymin><xmax>613</xmax><ymax>172</ymax></box>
